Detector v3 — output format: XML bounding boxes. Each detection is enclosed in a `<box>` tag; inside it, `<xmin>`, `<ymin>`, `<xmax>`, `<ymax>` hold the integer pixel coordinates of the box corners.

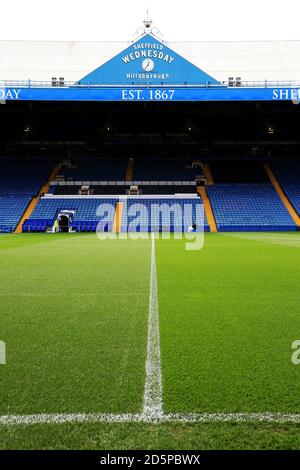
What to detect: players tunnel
<box><xmin>58</xmin><ymin>214</ymin><xmax>69</xmax><ymax>232</ymax></box>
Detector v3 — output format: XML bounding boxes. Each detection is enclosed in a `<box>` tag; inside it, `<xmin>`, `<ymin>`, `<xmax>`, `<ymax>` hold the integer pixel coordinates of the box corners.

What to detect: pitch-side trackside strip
<box><xmin>1</xmin><ymin>413</ymin><xmax>300</xmax><ymax>425</ymax></box>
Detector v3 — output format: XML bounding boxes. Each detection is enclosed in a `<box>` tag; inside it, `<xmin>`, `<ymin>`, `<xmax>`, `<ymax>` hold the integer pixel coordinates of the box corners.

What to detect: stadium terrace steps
<box><xmin>15</xmin><ymin>195</ymin><xmax>39</xmax><ymax>233</ymax></box>
<box><xmin>264</xmin><ymin>163</ymin><xmax>300</xmax><ymax>227</ymax></box>
<box><xmin>3</xmin><ymin>159</ymin><xmax>300</xmax><ymax>234</ymax></box>
<box><xmin>197</xmin><ymin>186</ymin><xmax>217</xmax><ymax>232</ymax></box>
<box><xmin>0</xmin><ymin>195</ymin><xmax>32</xmax><ymax>233</ymax></box>
<box><xmin>15</xmin><ymin>163</ymin><xmax>61</xmax><ymax>233</ymax></box>
<box><xmin>202</xmin><ymin>163</ymin><xmax>214</xmax><ymax>185</ymax></box>
<box><xmin>43</xmin><ymin>164</ymin><xmax>61</xmax><ymax>192</ymax></box>
<box><xmin>112</xmin><ymin>202</ymin><xmax>124</xmax><ymax>233</ymax></box>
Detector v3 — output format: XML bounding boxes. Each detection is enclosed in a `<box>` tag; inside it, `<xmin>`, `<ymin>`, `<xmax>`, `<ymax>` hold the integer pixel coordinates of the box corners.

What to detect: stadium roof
<box><xmin>0</xmin><ymin>38</ymin><xmax>300</xmax><ymax>83</ymax></box>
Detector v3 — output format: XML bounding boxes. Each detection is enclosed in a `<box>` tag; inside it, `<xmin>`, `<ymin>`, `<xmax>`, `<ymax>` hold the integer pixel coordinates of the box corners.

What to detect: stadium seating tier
<box><xmin>207</xmin><ymin>183</ymin><xmax>296</xmax><ymax>231</ymax></box>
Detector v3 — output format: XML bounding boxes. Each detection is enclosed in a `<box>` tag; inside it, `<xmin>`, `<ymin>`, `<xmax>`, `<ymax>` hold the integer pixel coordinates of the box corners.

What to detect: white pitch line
<box><xmin>0</xmin><ymin>293</ymin><xmax>145</xmax><ymax>297</ymax></box>
<box><xmin>1</xmin><ymin>412</ymin><xmax>300</xmax><ymax>425</ymax></box>
<box><xmin>142</xmin><ymin>233</ymin><xmax>163</xmax><ymax>418</ymax></box>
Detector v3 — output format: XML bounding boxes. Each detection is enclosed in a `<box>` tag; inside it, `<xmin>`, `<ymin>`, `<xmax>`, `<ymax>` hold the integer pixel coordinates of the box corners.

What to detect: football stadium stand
<box><xmin>1</xmin><ymin>157</ymin><xmax>300</xmax><ymax>234</ymax></box>
<box><xmin>36</xmin><ymin>157</ymin><xmax>205</xmax><ymax>232</ymax></box>
<box><xmin>202</xmin><ymin>163</ymin><xmax>214</xmax><ymax>185</ymax></box>
<box><xmin>120</xmin><ymin>196</ymin><xmax>208</xmax><ymax>232</ymax></box>
<box><xmin>0</xmin><ymin>195</ymin><xmax>32</xmax><ymax>232</ymax></box>
<box><xmin>23</xmin><ymin>195</ymin><xmax>207</xmax><ymax>233</ymax></box>
<box><xmin>206</xmin><ymin>161</ymin><xmax>297</xmax><ymax>231</ymax></box>
<box><xmin>207</xmin><ymin>183</ymin><xmax>296</xmax><ymax>231</ymax></box>
<box><xmin>23</xmin><ymin>197</ymin><xmax>118</xmax><ymax>232</ymax></box>
<box><xmin>0</xmin><ymin>159</ymin><xmax>56</xmax><ymax>232</ymax></box>
<box><xmin>197</xmin><ymin>186</ymin><xmax>217</xmax><ymax>232</ymax></box>
<box><xmin>1</xmin><ymin>34</ymin><xmax>300</xmax><ymax>238</ymax></box>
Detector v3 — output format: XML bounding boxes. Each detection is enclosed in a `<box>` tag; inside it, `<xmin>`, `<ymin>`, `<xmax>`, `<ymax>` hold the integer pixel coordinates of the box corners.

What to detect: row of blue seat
<box><xmin>0</xmin><ymin>159</ymin><xmax>56</xmax><ymax>230</ymax></box>
<box><xmin>208</xmin><ymin>184</ymin><xmax>296</xmax><ymax>230</ymax></box>
<box><xmin>120</xmin><ymin>197</ymin><xmax>208</xmax><ymax>232</ymax></box>
<box><xmin>24</xmin><ymin>198</ymin><xmax>117</xmax><ymax>232</ymax></box>
<box><xmin>0</xmin><ymin>225</ymin><xmax>13</xmax><ymax>233</ymax></box>
<box><xmin>218</xmin><ymin>225</ymin><xmax>297</xmax><ymax>232</ymax></box>
<box><xmin>24</xmin><ymin>196</ymin><xmax>207</xmax><ymax>232</ymax></box>
<box><xmin>23</xmin><ymin>221</ymin><xmax>111</xmax><ymax>232</ymax></box>
<box><xmin>58</xmin><ymin>158</ymin><xmax>202</xmax><ymax>182</ymax></box>
<box><xmin>0</xmin><ymin>195</ymin><xmax>32</xmax><ymax>230</ymax></box>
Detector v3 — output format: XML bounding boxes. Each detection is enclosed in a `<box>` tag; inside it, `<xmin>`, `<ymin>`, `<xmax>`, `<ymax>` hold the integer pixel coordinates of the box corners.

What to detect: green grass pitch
<box><xmin>0</xmin><ymin>232</ymin><xmax>300</xmax><ymax>449</ymax></box>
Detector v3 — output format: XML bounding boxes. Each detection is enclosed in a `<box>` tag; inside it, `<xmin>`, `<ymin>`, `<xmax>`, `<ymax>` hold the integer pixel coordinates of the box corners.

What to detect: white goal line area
<box><xmin>1</xmin><ymin>413</ymin><xmax>300</xmax><ymax>426</ymax></box>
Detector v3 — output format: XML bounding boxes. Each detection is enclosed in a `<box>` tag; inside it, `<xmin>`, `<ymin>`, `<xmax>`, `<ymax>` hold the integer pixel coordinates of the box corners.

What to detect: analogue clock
<box><xmin>142</xmin><ymin>59</ymin><xmax>154</xmax><ymax>72</ymax></box>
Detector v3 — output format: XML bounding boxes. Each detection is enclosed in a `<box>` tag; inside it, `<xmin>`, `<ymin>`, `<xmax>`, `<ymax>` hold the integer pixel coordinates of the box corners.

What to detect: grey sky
<box><xmin>1</xmin><ymin>0</ymin><xmax>299</xmax><ymax>42</ymax></box>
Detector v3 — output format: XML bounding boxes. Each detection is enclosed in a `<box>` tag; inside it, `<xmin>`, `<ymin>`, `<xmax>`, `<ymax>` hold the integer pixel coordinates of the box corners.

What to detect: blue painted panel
<box><xmin>2</xmin><ymin>86</ymin><xmax>300</xmax><ymax>102</ymax></box>
<box><xmin>78</xmin><ymin>34</ymin><xmax>219</xmax><ymax>86</ymax></box>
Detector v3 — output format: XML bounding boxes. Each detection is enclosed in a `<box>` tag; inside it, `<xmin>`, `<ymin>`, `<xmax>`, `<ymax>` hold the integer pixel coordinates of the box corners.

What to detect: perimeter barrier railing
<box><xmin>1</xmin><ymin>80</ymin><xmax>300</xmax><ymax>89</ymax></box>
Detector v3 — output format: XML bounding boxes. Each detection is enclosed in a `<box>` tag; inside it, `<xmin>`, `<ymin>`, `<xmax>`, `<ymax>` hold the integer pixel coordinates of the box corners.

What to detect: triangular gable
<box><xmin>78</xmin><ymin>33</ymin><xmax>219</xmax><ymax>86</ymax></box>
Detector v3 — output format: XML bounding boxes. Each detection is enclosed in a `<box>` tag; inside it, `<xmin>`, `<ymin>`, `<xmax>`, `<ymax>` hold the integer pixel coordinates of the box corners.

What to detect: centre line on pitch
<box><xmin>142</xmin><ymin>233</ymin><xmax>163</xmax><ymax>418</ymax></box>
